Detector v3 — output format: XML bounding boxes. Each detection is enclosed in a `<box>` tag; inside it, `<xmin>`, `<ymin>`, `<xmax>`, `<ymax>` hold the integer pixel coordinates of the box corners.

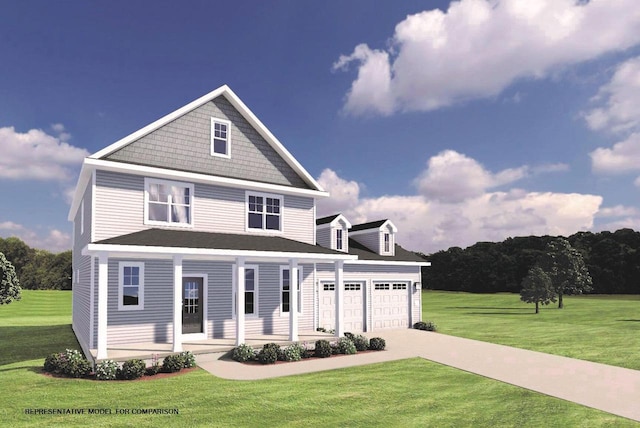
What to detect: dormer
<box><xmin>349</xmin><ymin>219</ymin><xmax>398</xmax><ymax>256</ymax></box>
<box><xmin>316</xmin><ymin>214</ymin><xmax>352</xmax><ymax>252</ymax></box>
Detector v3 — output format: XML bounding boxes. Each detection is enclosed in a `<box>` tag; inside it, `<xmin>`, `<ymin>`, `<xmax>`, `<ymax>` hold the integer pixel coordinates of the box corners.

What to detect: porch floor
<box><xmin>91</xmin><ymin>331</ymin><xmax>336</xmax><ymax>362</ymax></box>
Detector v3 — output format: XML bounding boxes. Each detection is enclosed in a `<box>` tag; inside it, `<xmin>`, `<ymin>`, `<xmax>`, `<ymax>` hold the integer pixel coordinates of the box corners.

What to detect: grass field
<box><xmin>0</xmin><ymin>290</ymin><xmax>636</xmax><ymax>427</ymax></box>
<box><xmin>422</xmin><ymin>291</ymin><xmax>640</xmax><ymax>370</ymax></box>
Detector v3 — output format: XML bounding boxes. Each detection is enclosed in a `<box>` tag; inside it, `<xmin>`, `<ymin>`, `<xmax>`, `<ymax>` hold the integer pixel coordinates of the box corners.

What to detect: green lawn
<box><xmin>0</xmin><ymin>291</ymin><xmax>636</xmax><ymax>427</ymax></box>
<box><xmin>422</xmin><ymin>290</ymin><xmax>640</xmax><ymax>370</ymax></box>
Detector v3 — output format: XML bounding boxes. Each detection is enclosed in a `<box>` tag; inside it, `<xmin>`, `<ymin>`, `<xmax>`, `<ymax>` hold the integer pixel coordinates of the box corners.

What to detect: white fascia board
<box><xmin>89</xmin><ymin>85</ymin><xmax>324</xmax><ymax>192</ymax></box>
<box><xmin>83</xmin><ymin>243</ymin><xmax>358</xmax><ymax>263</ymax></box>
<box><xmin>329</xmin><ymin>214</ymin><xmax>351</xmax><ymax>229</ymax></box>
<box><xmin>67</xmin><ymin>162</ymin><xmax>93</xmax><ymax>222</ymax></box>
<box><xmin>84</xmin><ymin>158</ymin><xmax>329</xmax><ymax>199</ymax></box>
<box><xmin>345</xmin><ymin>260</ymin><xmax>431</xmax><ymax>267</ymax></box>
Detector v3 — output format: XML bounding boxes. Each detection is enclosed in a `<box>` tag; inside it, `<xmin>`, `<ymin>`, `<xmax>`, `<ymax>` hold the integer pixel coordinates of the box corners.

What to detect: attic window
<box><xmin>211</xmin><ymin>118</ymin><xmax>231</xmax><ymax>158</ymax></box>
<box><xmin>384</xmin><ymin>233</ymin><xmax>390</xmax><ymax>252</ymax></box>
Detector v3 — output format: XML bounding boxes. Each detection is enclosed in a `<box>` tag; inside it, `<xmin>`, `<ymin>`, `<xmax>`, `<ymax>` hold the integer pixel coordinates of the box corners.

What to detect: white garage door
<box><xmin>372</xmin><ymin>282</ymin><xmax>409</xmax><ymax>329</ymax></box>
<box><xmin>319</xmin><ymin>282</ymin><xmax>365</xmax><ymax>332</ymax></box>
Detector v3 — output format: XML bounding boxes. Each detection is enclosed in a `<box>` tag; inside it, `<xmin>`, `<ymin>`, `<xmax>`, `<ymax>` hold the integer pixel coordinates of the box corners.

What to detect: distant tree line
<box><xmin>0</xmin><ymin>237</ymin><xmax>71</xmax><ymax>290</ymax></box>
<box><xmin>421</xmin><ymin>228</ymin><xmax>640</xmax><ymax>294</ymax></box>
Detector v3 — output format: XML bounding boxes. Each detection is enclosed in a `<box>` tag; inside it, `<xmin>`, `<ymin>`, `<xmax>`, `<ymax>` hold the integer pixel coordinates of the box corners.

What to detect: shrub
<box><xmin>279</xmin><ymin>344</ymin><xmax>302</xmax><ymax>362</ymax></box>
<box><xmin>146</xmin><ymin>354</ymin><xmax>161</xmax><ymax>376</ymax></box>
<box><xmin>120</xmin><ymin>359</ymin><xmax>146</xmax><ymax>380</ymax></box>
<box><xmin>316</xmin><ymin>327</ymin><xmax>327</xmax><ymax>333</ymax></box>
<box><xmin>258</xmin><ymin>343</ymin><xmax>280</xmax><ymax>364</ymax></box>
<box><xmin>61</xmin><ymin>349</ymin><xmax>92</xmax><ymax>378</ymax></box>
<box><xmin>344</xmin><ymin>332</ymin><xmax>355</xmax><ymax>341</ymax></box>
<box><xmin>414</xmin><ymin>321</ymin><xmax>437</xmax><ymax>332</ymax></box>
<box><xmin>337</xmin><ymin>337</ymin><xmax>356</xmax><ymax>355</ymax></box>
<box><xmin>162</xmin><ymin>354</ymin><xmax>185</xmax><ymax>373</ymax></box>
<box><xmin>232</xmin><ymin>344</ymin><xmax>256</xmax><ymax>362</ymax></box>
<box><xmin>352</xmin><ymin>335</ymin><xmax>369</xmax><ymax>352</ymax></box>
<box><xmin>369</xmin><ymin>337</ymin><xmax>386</xmax><ymax>351</ymax></box>
<box><xmin>44</xmin><ymin>352</ymin><xmax>64</xmax><ymax>374</ymax></box>
<box><xmin>290</xmin><ymin>342</ymin><xmax>312</xmax><ymax>359</ymax></box>
<box><xmin>314</xmin><ymin>339</ymin><xmax>332</xmax><ymax>358</ymax></box>
<box><xmin>180</xmin><ymin>351</ymin><xmax>197</xmax><ymax>368</ymax></box>
<box><xmin>95</xmin><ymin>360</ymin><xmax>119</xmax><ymax>381</ymax></box>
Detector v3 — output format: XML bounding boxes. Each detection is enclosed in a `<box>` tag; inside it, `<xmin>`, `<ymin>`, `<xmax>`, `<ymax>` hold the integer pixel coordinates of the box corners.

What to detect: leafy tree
<box><xmin>538</xmin><ymin>238</ymin><xmax>592</xmax><ymax>308</ymax></box>
<box><xmin>0</xmin><ymin>252</ymin><xmax>21</xmax><ymax>304</ymax></box>
<box><xmin>520</xmin><ymin>266</ymin><xmax>556</xmax><ymax>313</ymax></box>
<box><xmin>0</xmin><ymin>237</ymin><xmax>34</xmax><ymax>278</ymax></box>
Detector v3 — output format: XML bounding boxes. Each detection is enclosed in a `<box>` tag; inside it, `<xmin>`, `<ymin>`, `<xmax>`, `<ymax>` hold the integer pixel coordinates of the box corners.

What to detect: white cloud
<box><xmin>413</xmin><ymin>150</ymin><xmax>527</xmax><ymax>203</ymax></box>
<box><xmin>590</xmin><ymin>132</ymin><xmax>640</xmax><ymax>173</ymax></box>
<box><xmin>317</xmin><ymin>169</ymin><xmax>362</xmax><ymax>216</ymax></box>
<box><xmin>584</xmin><ymin>56</ymin><xmax>640</xmax><ymax>133</ymax></box>
<box><xmin>317</xmin><ymin>157</ymin><xmax>602</xmax><ymax>254</ymax></box>
<box><xmin>596</xmin><ymin>205</ymin><xmax>640</xmax><ymax>218</ymax></box>
<box><xmin>0</xmin><ymin>126</ymin><xmax>88</xmax><ymax>181</ymax></box>
<box><xmin>334</xmin><ymin>0</ymin><xmax>640</xmax><ymax>115</ymax></box>
<box><xmin>0</xmin><ymin>221</ymin><xmax>71</xmax><ymax>252</ymax></box>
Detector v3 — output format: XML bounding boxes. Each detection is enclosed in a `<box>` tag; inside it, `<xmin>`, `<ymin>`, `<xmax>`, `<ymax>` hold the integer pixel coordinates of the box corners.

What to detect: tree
<box><xmin>520</xmin><ymin>266</ymin><xmax>556</xmax><ymax>313</ymax></box>
<box><xmin>0</xmin><ymin>252</ymin><xmax>21</xmax><ymax>305</ymax></box>
<box><xmin>538</xmin><ymin>238</ymin><xmax>593</xmax><ymax>308</ymax></box>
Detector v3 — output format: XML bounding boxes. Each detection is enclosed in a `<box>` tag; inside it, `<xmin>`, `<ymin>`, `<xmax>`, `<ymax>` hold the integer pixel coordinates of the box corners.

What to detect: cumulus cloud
<box><xmin>590</xmin><ymin>132</ymin><xmax>640</xmax><ymax>174</ymax></box>
<box><xmin>596</xmin><ymin>205</ymin><xmax>640</xmax><ymax>218</ymax></box>
<box><xmin>316</xmin><ymin>153</ymin><xmax>602</xmax><ymax>253</ymax></box>
<box><xmin>0</xmin><ymin>221</ymin><xmax>71</xmax><ymax>252</ymax></box>
<box><xmin>584</xmin><ymin>56</ymin><xmax>640</xmax><ymax>134</ymax></box>
<box><xmin>334</xmin><ymin>0</ymin><xmax>640</xmax><ymax>115</ymax></box>
<box><xmin>0</xmin><ymin>126</ymin><xmax>88</xmax><ymax>181</ymax></box>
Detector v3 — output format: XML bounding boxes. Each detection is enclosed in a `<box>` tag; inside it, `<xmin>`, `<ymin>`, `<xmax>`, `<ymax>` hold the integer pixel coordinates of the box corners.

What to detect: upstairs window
<box><xmin>336</xmin><ymin>229</ymin><xmax>343</xmax><ymax>250</ymax></box>
<box><xmin>211</xmin><ymin>118</ymin><xmax>231</xmax><ymax>158</ymax></box>
<box><xmin>145</xmin><ymin>178</ymin><xmax>194</xmax><ymax>226</ymax></box>
<box><xmin>384</xmin><ymin>233</ymin><xmax>390</xmax><ymax>253</ymax></box>
<box><xmin>247</xmin><ymin>192</ymin><xmax>282</xmax><ymax>232</ymax></box>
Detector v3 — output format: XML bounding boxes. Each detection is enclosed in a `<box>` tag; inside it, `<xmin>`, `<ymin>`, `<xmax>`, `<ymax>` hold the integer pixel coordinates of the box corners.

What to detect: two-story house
<box><xmin>68</xmin><ymin>85</ymin><xmax>428</xmax><ymax>362</ymax></box>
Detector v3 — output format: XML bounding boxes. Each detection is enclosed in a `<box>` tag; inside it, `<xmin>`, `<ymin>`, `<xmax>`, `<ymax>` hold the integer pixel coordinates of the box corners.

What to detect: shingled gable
<box><xmin>90</xmin><ymin>85</ymin><xmax>322</xmax><ymax>191</ymax></box>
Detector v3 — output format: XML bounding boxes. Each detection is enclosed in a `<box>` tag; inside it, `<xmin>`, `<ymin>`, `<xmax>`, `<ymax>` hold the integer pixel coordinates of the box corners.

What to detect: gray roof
<box><xmin>95</xmin><ymin>228</ymin><xmax>346</xmax><ymax>255</ymax></box>
<box><xmin>316</xmin><ymin>214</ymin><xmax>340</xmax><ymax>225</ymax></box>
<box><xmin>350</xmin><ymin>220</ymin><xmax>388</xmax><ymax>232</ymax></box>
<box><xmin>347</xmin><ymin>238</ymin><xmax>426</xmax><ymax>262</ymax></box>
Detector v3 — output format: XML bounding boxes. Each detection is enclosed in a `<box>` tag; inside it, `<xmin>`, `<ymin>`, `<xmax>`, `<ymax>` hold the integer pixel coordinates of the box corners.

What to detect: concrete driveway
<box><xmin>196</xmin><ymin>329</ymin><xmax>640</xmax><ymax>422</ymax></box>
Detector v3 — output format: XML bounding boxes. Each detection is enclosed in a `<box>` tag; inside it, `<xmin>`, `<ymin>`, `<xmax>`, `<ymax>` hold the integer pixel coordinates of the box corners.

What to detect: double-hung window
<box><xmin>118</xmin><ymin>262</ymin><xmax>144</xmax><ymax>310</ymax></box>
<box><xmin>336</xmin><ymin>229</ymin><xmax>343</xmax><ymax>250</ymax></box>
<box><xmin>145</xmin><ymin>178</ymin><xmax>194</xmax><ymax>226</ymax></box>
<box><xmin>281</xmin><ymin>266</ymin><xmax>302</xmax><ymax>314</ymax></box>
<box><xmin>234</xmin><ymin>266</ymin><xmax>258</xmax><ymax>317</ymax></box>
<box><xmin>384</xmin><ymin>233</ymin><xmax>390</xmax><ymax>253</ymax></box>
<box><xmin>211</xmin><ymin>118</ymin><xmax>231</xmax><ymax>157</ymax></box>
<box><xmin>247</xmin><ymin>192</ymin><xmax>282</xmax><ymax>232</ymax></box>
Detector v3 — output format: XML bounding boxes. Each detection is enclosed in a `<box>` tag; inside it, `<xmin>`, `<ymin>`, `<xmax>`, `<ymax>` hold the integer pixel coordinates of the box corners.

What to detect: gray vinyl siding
<box><xmin>352</xmin><ymin>231</ymin><xmax>380</xmax><ymax>254</ymax></box>
<box><xmin>316</xmin><ymin>227</ymin><xmax>331</xmax><ymax>249</ymax></box>
<box><xmin>72</xmin><ymin>181</ymin><xmax>93</xmax><ymax>354</ymax></box>
<box><xmin>93</xmin><ymin>170</ymin><xmax>315</xmax><ymax>244</ymax></box>
<box><xmin>104</xmin><ymin>95</ymin><xmax>310</xmax><ymax>189</ymax></box>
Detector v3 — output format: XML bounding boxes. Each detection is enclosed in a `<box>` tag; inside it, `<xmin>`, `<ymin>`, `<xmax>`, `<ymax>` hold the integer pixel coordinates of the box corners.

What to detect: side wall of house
<box><xmin>93</xmin><ymin>170</ymin><xmax>315</xmax><ymax>244</ymax></box>
<box><xmin>316</xmin><ymin>227</ymin><xmax>331</xmax><ymax>249</ymax></box>
<box><xmin>351</xmin><ymin>231</ymin><xmax>380</xmax><ymax>254</ymax></box>
<box><xmin>72</xmin><ymin>180</ymin><xmax>93</xmax><ymax>357</ymax></box>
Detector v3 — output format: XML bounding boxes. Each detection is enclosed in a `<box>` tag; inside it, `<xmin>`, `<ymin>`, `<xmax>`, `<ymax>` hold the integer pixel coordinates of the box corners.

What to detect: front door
<box><xmin>182</xmin><ymin>277</ymin><xmax>203</xmax><ymax>334</ymax></box>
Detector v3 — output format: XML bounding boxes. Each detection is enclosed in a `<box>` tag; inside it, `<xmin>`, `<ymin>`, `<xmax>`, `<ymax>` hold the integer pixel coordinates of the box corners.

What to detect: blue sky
<box><xmin>1</xmin><ymin>0</ymin><xmax>640</xmax><ymax>253</ymax></box>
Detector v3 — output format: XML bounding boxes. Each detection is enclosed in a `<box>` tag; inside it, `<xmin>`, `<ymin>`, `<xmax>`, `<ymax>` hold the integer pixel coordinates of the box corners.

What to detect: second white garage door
<box><xmin>319</xmin><ymin>282</ymin><xmax>365</xmax><ymax>332</ymax></box>
<box><xmin>372</xmin><ymin>282</ymin><xmax>410</xmax><ymax>329</ymax></box>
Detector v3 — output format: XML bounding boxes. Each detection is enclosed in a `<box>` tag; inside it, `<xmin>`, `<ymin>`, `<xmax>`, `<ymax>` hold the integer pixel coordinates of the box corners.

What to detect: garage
<box><xmin>371</xmin><ymin>282</ymin><xmax>410</xmax><ymax>329</ymax></box>
<box><xmin>319</xmin><ymin>282</ymin><xmax>365</xmax><ymax>332</ymax></box>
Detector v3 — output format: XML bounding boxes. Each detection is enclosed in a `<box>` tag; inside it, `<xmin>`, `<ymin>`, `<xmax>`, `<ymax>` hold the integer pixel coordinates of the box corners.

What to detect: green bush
<box><xmin>279</xmin><ymin>344</ymin><xmax>302</xmax><ymax>362</ymax></box>
<box><xmin>95</xmin><ymin>360</ymin><xmax>119</xmax><ymax>381</ymax></box>
<box><xmin>314</xmin><ymin>340</ymin><xmax>332</xmax><ymax>358</ymax></box>
<box><xmin>352</xmin><ymin>335</ymin><xmax>369</xmax><ymax>351</ymax></box>
<box><xmin>414</xmin><ymin>321</ymin><xmax>437</xmax><ymax>332</ymax></box>
<box><xmin>120</xmin><ymin>359</ymin><xmax>146</xmax><ymax>380</ymax></box>
<box><xmin>232</xmin><ymin>344</ymin><xmax>256</xmax><ymax>362</ymax></box>
<box><xmin>162</xmin><ymin>354</ymin><xmax>185</xmax><ymax>373</ymax></box>
<box><xmin>146</xmin><ymin>354</ymin><xmax>161</xmax><ymax>376</ymax></box>
<box><xmin>180</xmin><ymin>351</ymin><xmax>197</xmax><ymax>368</ymax></box>
<box><xmin>61</xmin><ymin>349</ymin><xmax>92</xmax><ymax>378</ymax></box>
<box><xmin>44</xmin><ymin>352</ymin><xmax>64</xmax><ymax>374</ymax></box>
<box><xmin>258</xmin><ymin>343</ymin><xmax>280</xmax><ymax>364</ymax></box>
<box><xmin>289</xmin><ymin>342</ymin><xmax>312</xmax><ymax>359</ymax></box>
<box><xmin>369</xmin><ymin>337</ymin><xmax>386</xmax><ymax>351</ymax></box>
<box><xmin>337</xmin><ymin>337</ymin><xmax>356</xmax><ymax>355</ymax></box>
<box><xmin>344</xmin><ymin>332</ymin><xmax>356</xmax><ymax>341</ymax></box>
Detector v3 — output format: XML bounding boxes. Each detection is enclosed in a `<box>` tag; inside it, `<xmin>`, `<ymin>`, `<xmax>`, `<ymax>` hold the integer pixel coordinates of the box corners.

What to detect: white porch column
<box><xmin>96</xmin><ymin>253</ymin><xmax>108</xmax><ymax>359</ymax></box>
<box><xmin>236</xmin><ymin>258</ymin><xmax>246</xmax><ymax>345</ymax></box>
<box><xmin>173</xmin><ymin>255</ymin><xmax>183</xmax><ymax>352</ymax></box>
<box><xmin>335</xmin><ymin>260</ymin><xmax>344</xmax><ymax>338</ymax></box>
<box><xmin>289</xmin><ymin>259</ymin><xmax>299</xmax><ymax>342</ymax></box>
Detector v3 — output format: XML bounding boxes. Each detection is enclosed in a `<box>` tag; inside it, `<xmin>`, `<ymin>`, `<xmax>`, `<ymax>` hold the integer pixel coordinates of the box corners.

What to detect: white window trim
<box><xmin>336</xmin><ymin>229</ymin><xmax>343</xmax><ymax>251</ymax></box>
<box><xmin>210</xmin><ymin>117</ymin><xmax>232</xmax><ymax>158</ymax></box>
<box><xmin>232</xmin><ymin>264</ymin><xmax>259</xmax><ymax>319</ymax></box>
<box><xmin>280</xmin><ymin>265</ymin><xmax>302</xmax><ymax>315</ymax></box>
<box><xmin>144</xmin><ymin>177</ymin><xmax>195</xmax><ymax>228</ymax></box>
<box><xmin>118</xmin><ymin>261</ymin><xmax>145</xmax><ymax>311</ymax></box>
<box><xmin>245</xmin><ymin>191</ymin><xmax>284</xmax><ymax>234</ymax></box>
